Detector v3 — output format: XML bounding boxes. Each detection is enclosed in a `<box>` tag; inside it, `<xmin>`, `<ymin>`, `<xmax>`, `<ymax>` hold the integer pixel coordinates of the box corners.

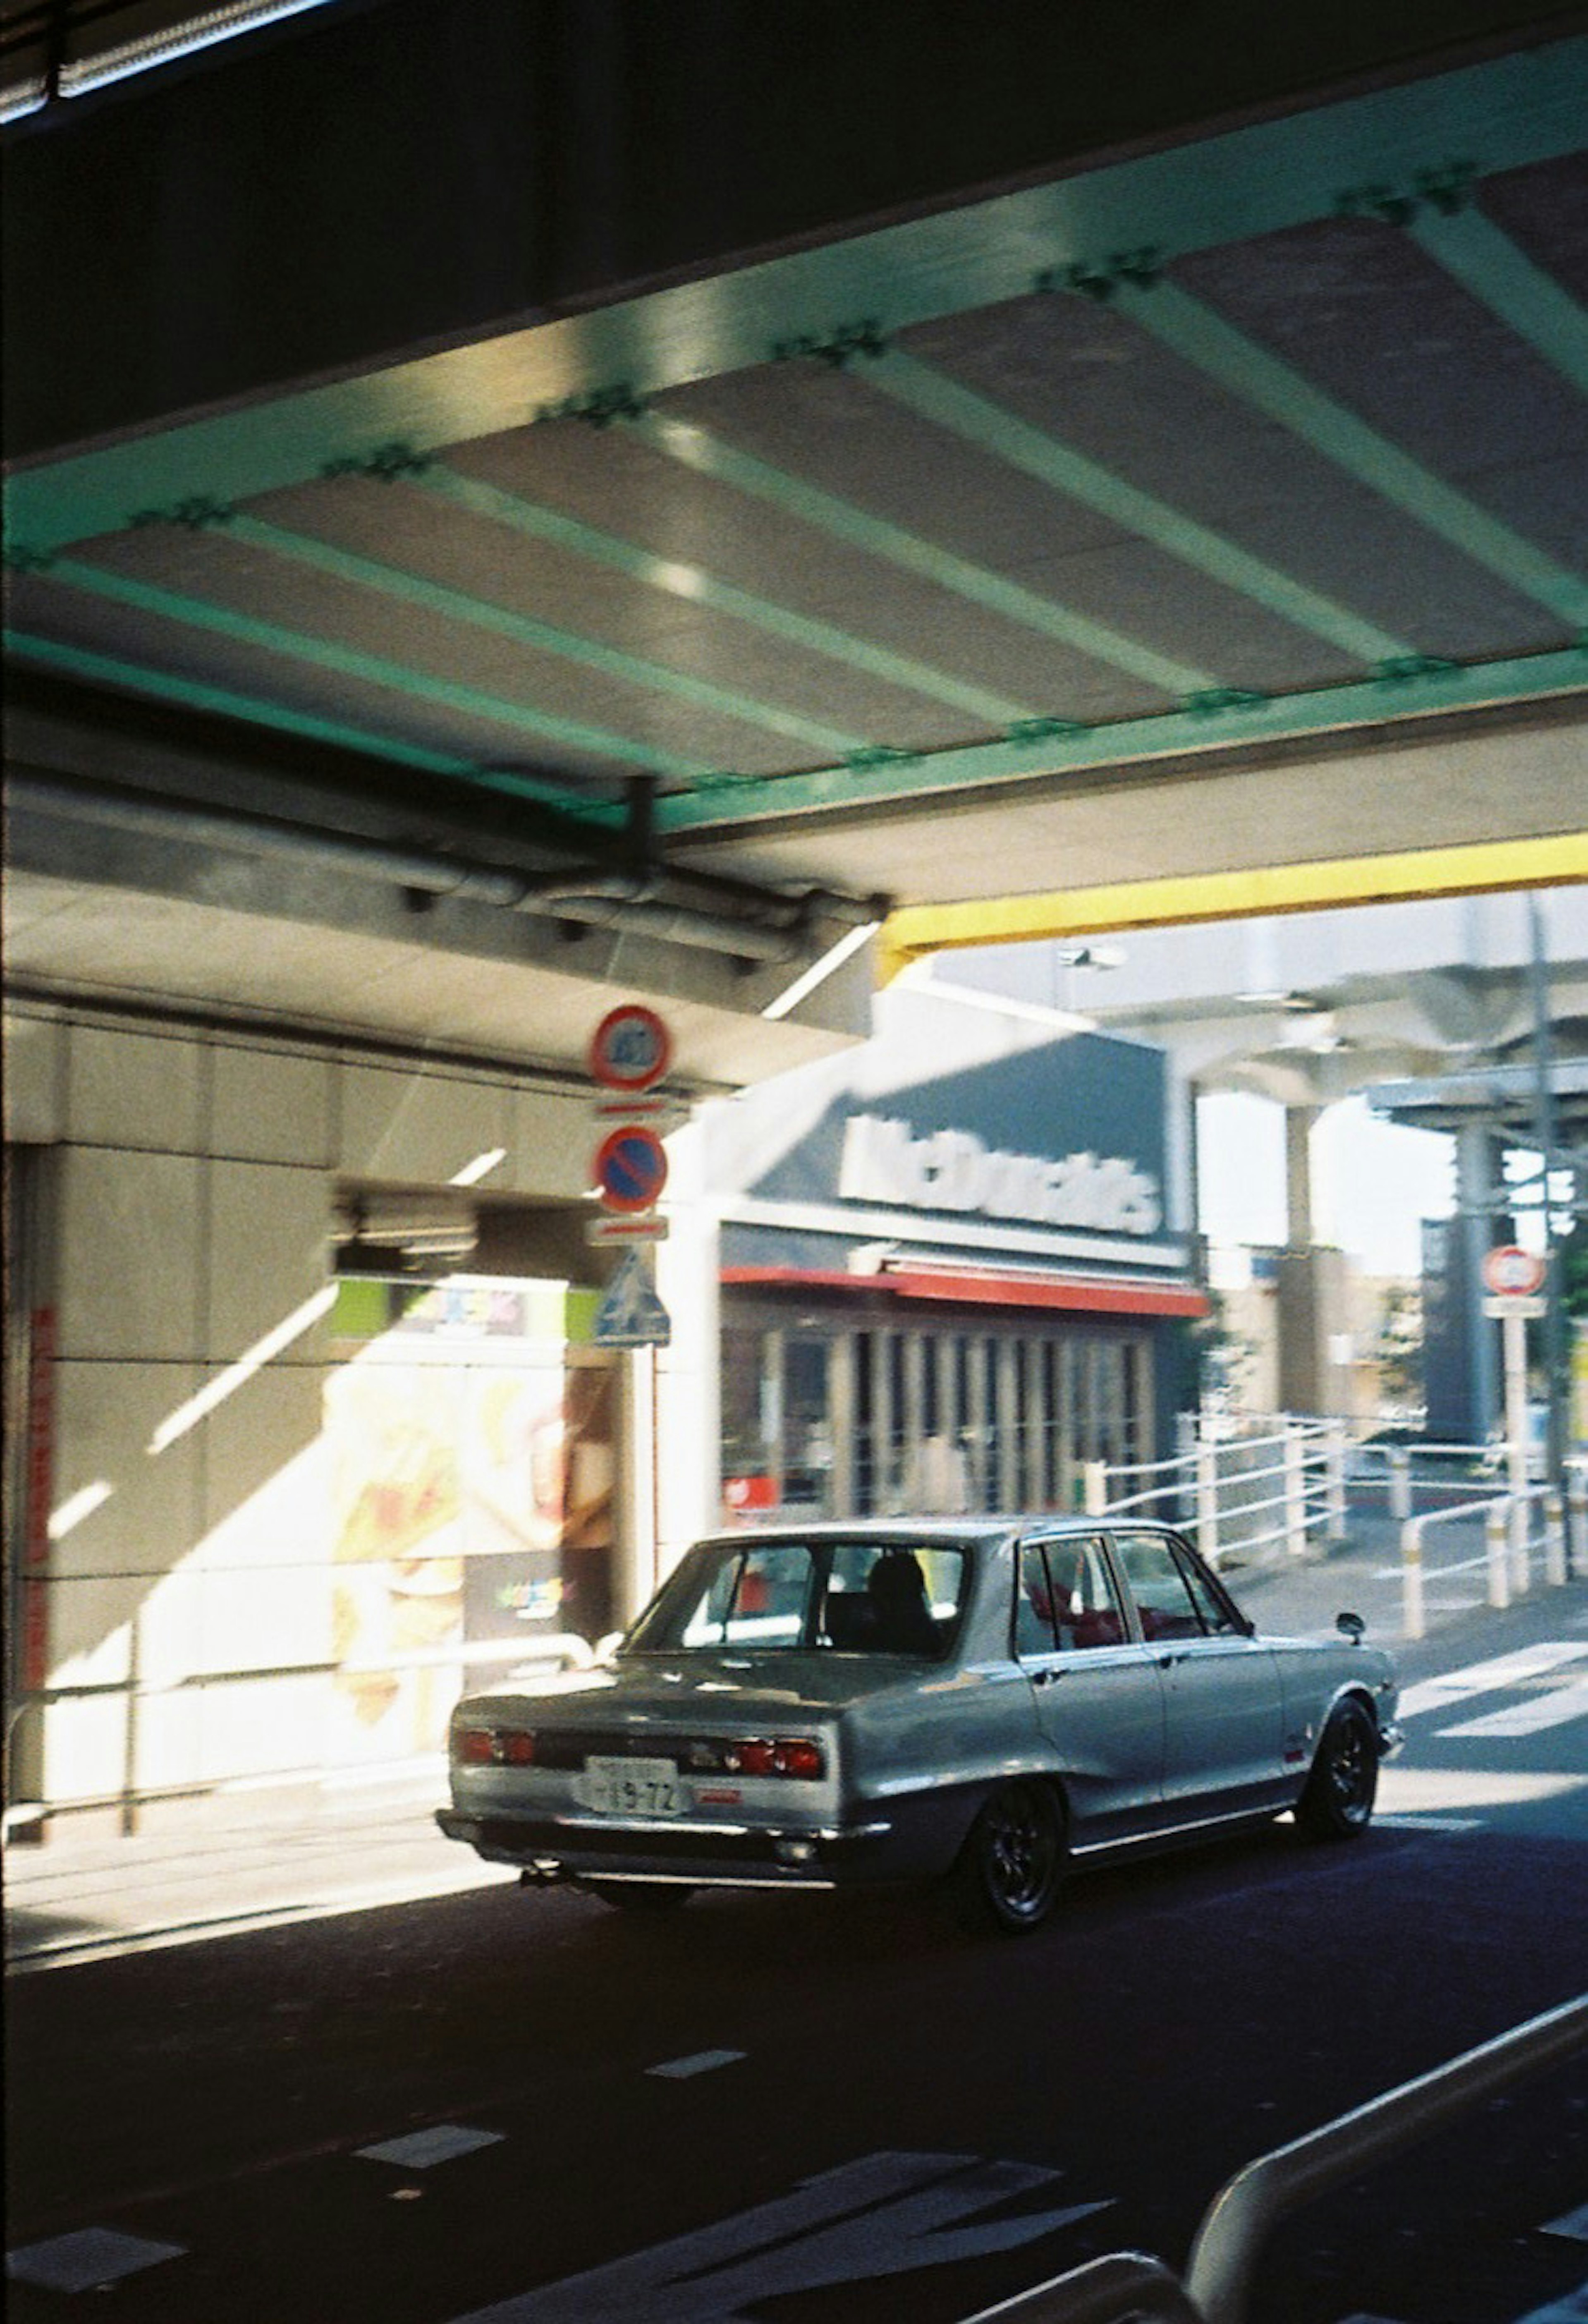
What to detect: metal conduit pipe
<box><xmin>6</xmin><ymin>767</ymin><xmax>879</xmax><ymax>959</ymax></box>
<box><xmin>10</xmin><ymin>767</ymin><xmax>534</xmax><ymax>906</ymax></box>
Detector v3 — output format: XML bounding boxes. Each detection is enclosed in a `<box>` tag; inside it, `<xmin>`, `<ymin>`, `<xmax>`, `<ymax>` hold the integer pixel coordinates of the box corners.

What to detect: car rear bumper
<box><xmin>435</xmin><ymin>1803</ymin><xmax>898</xmax><ymax>1888</ymax></box>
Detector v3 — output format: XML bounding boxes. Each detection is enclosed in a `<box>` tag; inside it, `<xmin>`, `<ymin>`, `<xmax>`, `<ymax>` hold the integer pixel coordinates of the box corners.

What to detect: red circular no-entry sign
<box><xmin>1481</xmin><ymin>1244</ymin><xmax>1545</xmax><ymax>1297</ymax></box>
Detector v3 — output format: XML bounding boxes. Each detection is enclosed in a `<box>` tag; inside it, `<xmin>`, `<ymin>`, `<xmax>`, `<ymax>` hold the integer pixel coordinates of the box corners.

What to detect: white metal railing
<box><xmin>1398</xmin><ymin>1468</ymin><xmax>1583</xmax><ymax>1638</ymax></box>
<box><xmin>1088</xmin><ymin>1417</ymin><xmax>1348</xmax><ymax>1569</ymax></box>
<box><xmin>956</xmin><ymin>1994</ymin><xmax>1588</xmax><ymax>2324</ymax></box>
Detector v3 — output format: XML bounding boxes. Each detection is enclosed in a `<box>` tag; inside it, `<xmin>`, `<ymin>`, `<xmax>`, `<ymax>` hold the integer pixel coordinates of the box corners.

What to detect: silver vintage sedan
<box><xmin>435</xmin><ymin>1519</ymin><xmax>1401</xmax><ymax>1933</ymax></box>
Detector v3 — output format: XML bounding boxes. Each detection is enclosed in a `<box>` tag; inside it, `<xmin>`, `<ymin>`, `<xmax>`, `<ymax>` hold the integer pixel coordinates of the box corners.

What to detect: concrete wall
<box><xmin>5</xmin><ymin>1003</ymin><xmax>713</xmax><ymax>1823</ymax></box>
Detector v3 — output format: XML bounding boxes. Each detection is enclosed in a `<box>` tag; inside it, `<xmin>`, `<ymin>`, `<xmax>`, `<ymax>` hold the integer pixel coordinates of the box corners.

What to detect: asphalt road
<box><xmin>7</xmin><ymin>1571</ymin><xmax>1588</xmax><ymax>2324</ymax></box>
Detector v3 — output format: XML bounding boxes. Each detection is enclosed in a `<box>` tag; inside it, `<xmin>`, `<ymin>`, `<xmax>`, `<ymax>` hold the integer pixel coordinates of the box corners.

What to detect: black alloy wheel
<box><xmin>956</xmin><ymin>1780</ymin><xmax>1065</xmax><ymax>1934</ymax></box>
<box><xmin>1296</xmin><ymin>1698</ymin><xmax>1378</xmax><ymax>1841</ymax></box>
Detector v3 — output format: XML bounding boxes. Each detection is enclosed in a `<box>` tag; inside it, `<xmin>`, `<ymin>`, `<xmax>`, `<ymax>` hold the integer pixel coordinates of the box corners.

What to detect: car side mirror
<box><xmin>1336</xmin><ymin>1610</ymin><xmax>1365</xmax><ymax>1644</ymax></box>
<box><xmin>596</xmin><ymin>1631</ymin><xmax>626</xmax><ymax>1663</ymax></box>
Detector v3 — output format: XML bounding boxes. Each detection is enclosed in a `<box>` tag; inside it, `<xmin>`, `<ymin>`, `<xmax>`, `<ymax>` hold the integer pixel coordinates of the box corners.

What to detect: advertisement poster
<box><xmin>325</xmin><ymin>1280</ymin><xmax>613</xmax><ymax>1757</ymax></box>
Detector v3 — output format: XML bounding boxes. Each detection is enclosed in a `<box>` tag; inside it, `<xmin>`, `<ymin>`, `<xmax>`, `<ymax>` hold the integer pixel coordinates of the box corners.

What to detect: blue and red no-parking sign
<box><xmin>592</xmin><ymin>1123</ymin><xmax>670</xmax><ymax>1213</ymax></box>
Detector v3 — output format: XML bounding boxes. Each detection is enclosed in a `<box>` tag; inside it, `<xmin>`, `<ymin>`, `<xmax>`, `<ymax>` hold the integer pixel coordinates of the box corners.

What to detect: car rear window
<box><xmin>624</xmin><ymin>1539</ymin><xmax>969</xmax><ymax>1656</ymax></box>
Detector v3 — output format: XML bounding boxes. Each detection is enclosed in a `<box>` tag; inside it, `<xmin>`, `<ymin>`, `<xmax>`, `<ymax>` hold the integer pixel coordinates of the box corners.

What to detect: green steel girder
<box><xmin>867</xmin><ymin>351</ymin><xmax>1416</xmax><ymax>664</ymax></box>
<box><xmin>629</xmin><ymin>409</ymin><xmax>1218</xmax><ymax>700</ymax></box>
<box><xmin>21</xmin><ymin>556</ymin><xmax>718</xmax><ymax>786</ymax></box>
<box><xmin>1410</xmin><ymin>206</ymin><xmax>1588</xmax><ymax>398</ymax></box>
<box><xmin>4</xmin><ymin>39</ymin><xmax>1583</xmax><ymax>558</ymax></box>
<box><xmin>651</xmin><ymin>648</ymin><xmax>1588</xmax><ymax>832</ymax></box>
<box><xmin>410</xmin><ymin>464</ymin><xmax>1063</xmax><ymax>720</ymax></box>
<box><xmin>1</xmin><ymin>630</ymin><xmax>618</xmax><ymax>822</ymax></box>
<box><xmin>1110</xmin><ymin>280</ymin><xmax>1588</xmax><ymax>629</ymax></box>
<box><xmin>221</xmin><ymin>512</ymin><xmax>867</xmax><ymax>760</ymax></box>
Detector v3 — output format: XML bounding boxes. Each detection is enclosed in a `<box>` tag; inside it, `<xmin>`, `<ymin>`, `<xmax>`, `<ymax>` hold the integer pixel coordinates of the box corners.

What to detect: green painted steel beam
<box><xmin>5</xmin><ymin>40</ymin><xmax>1583</xmax><ymax>556</ymax></box>
<box><xmin>1412</xmin><ymin>206</ymin><xmax>1588</xmax><ymax>398</ymax></box>
<box><xmin>226</xmin><ymin>513</ymin><xmax>866</xmax><ymax>758</ymax></box>
<box><xmin>621</xmin><ymin>411</ymin><xmax>1039</xmax><ymax>726</ymax></box>
<box><xmin>29</xmin><ymin>556</ymin><xmax>717</xmax><ymax>785</ymax></box>
<box><xmin>411</xmin><ymin>463</ymin><xmax>1061</xmax><ymax>719</ymax></box>
<box><xmin>629</xmin><ymin>410</ymin><xmax>1217</xmax><ymax>700</ymax></box>
<box><xmin>651</xmin><ymin>648</ymin><xmax>1588</xmax><ymax>831</ymax></box>
<box><xmin>1116</xmin><ymin>280</ymin><xmax>1588</xmax><ymax>629</ymax></box>
<box><xmin>1</xmin><ymin>630</ymin><xmax>617</xmax><ymax>821</ymax></box>
<box><xmin>870</xmin><ymin>350</ymin><xmax>1415</xmax><ymax>664</ymax></box>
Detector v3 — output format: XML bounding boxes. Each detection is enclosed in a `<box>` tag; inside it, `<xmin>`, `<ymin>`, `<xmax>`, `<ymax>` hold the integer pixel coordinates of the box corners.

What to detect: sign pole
<box><xmin>1503</xmin><ymin>1307</ymin><xmax>1530</xmax><ymax>1570</ymax></box>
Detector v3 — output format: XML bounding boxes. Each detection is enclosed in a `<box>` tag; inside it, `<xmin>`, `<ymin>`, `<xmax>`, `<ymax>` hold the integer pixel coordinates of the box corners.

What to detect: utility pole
<box><xmin>1528</xmin><ymin>894</ymin><xmax>1568</xmax><ymax>1496</ymax></box>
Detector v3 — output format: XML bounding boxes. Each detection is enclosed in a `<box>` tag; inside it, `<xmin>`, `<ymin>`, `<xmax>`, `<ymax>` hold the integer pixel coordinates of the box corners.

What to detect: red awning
<box><xmin>720</xmin><ymin>1264</ymin><xmax>1208</xmax><ymax>1319</ymax></box>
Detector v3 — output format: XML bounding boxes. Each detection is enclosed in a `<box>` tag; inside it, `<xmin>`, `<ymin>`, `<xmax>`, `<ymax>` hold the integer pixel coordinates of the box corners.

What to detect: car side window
<box><xmin>1048</xmin><ymin>1538</ymin><xmax>1128</xmax><ymax>1651</ymax></box>
<box><xmin>1112</xmin><ymin>1532</ymin><xmax>1207</xmax><ymax>1642</ymax></box>
<box><xmin>1017</xmin><ymin>1539</ymin><xmax>1126</xmax><ymax>1657</ymax></box>
<box><xmin>1174</xmin><ymin>1544</ymin><xmax>1244</xmax><ymax>1636</ymax></box>
<box><xmin>1016</xmin><ymin>1544</ymin><xmax>1058</xmax><ymax>1656</ymax></box>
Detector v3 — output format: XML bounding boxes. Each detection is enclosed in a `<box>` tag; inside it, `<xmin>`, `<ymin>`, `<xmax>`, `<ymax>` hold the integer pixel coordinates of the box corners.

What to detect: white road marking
<box><xmin>443</xmin><ymin>2150</ymin><xmax>1111</xmax><ymax>2321</ymax></box>
<box><xmin>5</xmin><ymin>2228</ymin><xmax>187</xmax><ymax>2293</ymax></box>
<box><xmin>357</xmin><ymin>2125</ymin><xmax>505</xmax><ymax>2167</ymax></box>
<box><xmin>1439</xmin><ymin>1676</ymin><xmax>1588</xmax><ymax>1740</ymax></box>
<box><xmin>1373</xmin><ymin>1815</ymin><xmax>1485</xmax><ymax>1831</ymax></box>
<box><xmin>647</xmin><ymin>2049</ymin><xmax>746</xmax><ymax>2079</ymax></box>
<box><xmin>1397</xmin><ymin>1644</ymin><xmax>1588</xmax><ymax>1720</ymax></box>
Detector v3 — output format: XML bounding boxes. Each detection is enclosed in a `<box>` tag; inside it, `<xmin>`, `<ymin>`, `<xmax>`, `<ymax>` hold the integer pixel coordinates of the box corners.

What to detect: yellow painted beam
<box><xmin>879</xmin><ymin>834</ymin><xmax>1588</xmax><ymax>980</ymax></box>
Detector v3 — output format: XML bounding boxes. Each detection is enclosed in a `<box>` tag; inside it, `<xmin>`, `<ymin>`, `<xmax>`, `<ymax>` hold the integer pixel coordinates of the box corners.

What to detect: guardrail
<box><xmin>957</xmin><ymin>1993</ymin><xmax>1588</xmax><ymax>2324</ymax></box>
<box><xmin>1088</xmin><ymin>1418</ymin><xmax>1348</xmax><ymax>1570</ymax></box>
<box><xmin>1398</xmin><ymin>1470</ymin><xmax>1581</xmax><ymax>1638</ymax></box>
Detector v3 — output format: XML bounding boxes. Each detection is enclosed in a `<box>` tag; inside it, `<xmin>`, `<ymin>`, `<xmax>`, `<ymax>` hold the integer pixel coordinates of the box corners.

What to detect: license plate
<box><xmin>581</xmin><ymin>1756</ymin><xmax>686</xmax><ymax>1817</ymax></box>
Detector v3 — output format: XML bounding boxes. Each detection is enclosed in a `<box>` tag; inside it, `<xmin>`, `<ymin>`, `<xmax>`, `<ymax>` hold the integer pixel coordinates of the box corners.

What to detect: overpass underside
<box><xmin>2</xmin><ymin>0</ymin><xmax>1585</xmax><ymax>1080</ymax></box>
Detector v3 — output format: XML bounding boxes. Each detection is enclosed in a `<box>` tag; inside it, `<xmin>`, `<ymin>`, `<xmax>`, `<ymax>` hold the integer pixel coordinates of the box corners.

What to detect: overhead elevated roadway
<box><xmin>3</xmin><ymin>0</ymin><xmax>1586</xmax><ymax>1083</ymax></box>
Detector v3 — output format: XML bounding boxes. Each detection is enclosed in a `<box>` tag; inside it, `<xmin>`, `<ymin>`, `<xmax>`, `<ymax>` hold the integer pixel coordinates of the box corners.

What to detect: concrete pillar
<box><xmin>1285</xmin><ymin>1104</ymin><xmax>1318</xmax><ymax>1249</ymax></box>
<box><xmin>1276</xmin><ymin>1106</ymin><xmax>1351</xmax><ymax>1416</ymax></box>
<box><xmin>1422</xmin><ymin>1126</ymin><xmax>1501</xmax><ymax>1445</ymax></box>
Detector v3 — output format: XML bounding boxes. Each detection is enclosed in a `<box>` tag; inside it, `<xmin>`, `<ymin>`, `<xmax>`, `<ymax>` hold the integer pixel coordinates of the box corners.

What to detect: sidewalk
<box><xmin>2</xmin><ymin>1766</ymin><xmax>514</xmax><ymax>1975</ymax></box>
<box><xmin>5</xmin><ymin>1518</ymin><xmax>1584</xmax><ymax>1975</ymax></box>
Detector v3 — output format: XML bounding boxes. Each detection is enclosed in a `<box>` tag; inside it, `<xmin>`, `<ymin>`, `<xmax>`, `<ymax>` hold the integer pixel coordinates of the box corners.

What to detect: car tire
<box><xmin>587</xmin><ymin>1881</ymin><xmax>695</xmax><ymax>1911</ymax></box>
<box><xmin>1295</xmin><ymin>1698</ymin><xmax>1378</xmax><ymax>1842</ymax></box>
<box><xmin>953</xmin><ymin>1780</ymin><xmax>1065</xmax><ymax>1934</ymax></box>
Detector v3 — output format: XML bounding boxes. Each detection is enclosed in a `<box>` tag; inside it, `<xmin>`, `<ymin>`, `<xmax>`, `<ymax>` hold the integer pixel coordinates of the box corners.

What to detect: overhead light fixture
<box><xmin>761</xmin><ymin>921</ymin><xmax>879</xmax><ymax>1021</ymax></box>
<box><xmin>1054</xmin><ymin>944</ymin><xmax>1126</xmax><ymax>969</ymax></box>
<box><xmin>1237</xmin><ymin>990</ymin><xmax>1316</xmax><ymax>1012</ymax></box>
<box><xmin>450</xmin><ymin>1148</ymin><xmax>508</xmax><ymax>1188</ymax></box>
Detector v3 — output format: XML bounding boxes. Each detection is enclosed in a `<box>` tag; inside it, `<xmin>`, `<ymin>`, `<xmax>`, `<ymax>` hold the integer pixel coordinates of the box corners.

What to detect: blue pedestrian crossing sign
<box><xmin>593</xmin><ymin>1249</ymin><xmax>672</xmax><ymax>1347</ymax></box>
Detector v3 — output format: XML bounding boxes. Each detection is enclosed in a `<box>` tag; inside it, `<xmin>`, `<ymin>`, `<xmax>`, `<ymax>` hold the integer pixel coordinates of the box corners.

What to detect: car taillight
<box><xmin>452</xmin><ymin>1726</ymin><xmax>535</xmax><ymax>1766</ymax></box>
<box><xmin>722</xmin><ymin>1737</ymin><xmax>825</xmax><ymax>1779</ymax></box>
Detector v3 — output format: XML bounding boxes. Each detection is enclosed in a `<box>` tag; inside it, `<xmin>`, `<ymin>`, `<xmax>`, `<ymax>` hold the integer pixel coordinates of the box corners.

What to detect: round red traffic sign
<box><xmin>1481</xmin><ymin>1243</ymin><xmax>1545</xmax><ymax>1297</ymax></box>
<box><xmin>588</xmin><ymin>1005</ymin><xmax>672</xmax><ymax>1094</ymax></box>
<box><xmin>592</xmin><ymin>1124</ymin><xmax>669</xmax><ymax>1213</ymax></box>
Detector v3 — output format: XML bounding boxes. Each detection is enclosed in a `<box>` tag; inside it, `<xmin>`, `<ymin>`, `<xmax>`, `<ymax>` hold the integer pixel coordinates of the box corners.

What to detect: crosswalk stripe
<box><xmin>1398</xmin><ymin>1643</ymin><xmax>1588</xmax><ymax>1720</ymax></box>
<box><xmin>1439</xmin><ymin>1675</ymin><xmax>1588</xmax><ymax>1740</ymax></box>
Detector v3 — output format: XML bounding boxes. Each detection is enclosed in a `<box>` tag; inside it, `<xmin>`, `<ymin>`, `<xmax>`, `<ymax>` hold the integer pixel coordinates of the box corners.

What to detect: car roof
<box><xmin>692</xmin><ymin>1517</ymin><xmax>1180</xmax><ymax>1551</ymax></box>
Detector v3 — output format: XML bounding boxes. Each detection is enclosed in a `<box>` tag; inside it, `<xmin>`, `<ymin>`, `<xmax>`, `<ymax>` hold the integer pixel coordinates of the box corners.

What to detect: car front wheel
<box><xmin>954</xmin><ymin>1780</ymin><xmax>1065</xmax><ymax>1934</ymax></box>
<box><xmin>1296</xmin><ymin>1698</ymin><xmax>1378</xmax><ymax>1841</ymax></box>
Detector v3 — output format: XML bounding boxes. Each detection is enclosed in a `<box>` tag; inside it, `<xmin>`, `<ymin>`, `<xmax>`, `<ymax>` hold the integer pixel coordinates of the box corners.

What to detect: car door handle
<box><xmin>1032</xmin><ymin>1666</ymin><xmax>1065</xmax><ymax>1686</ymax></box>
